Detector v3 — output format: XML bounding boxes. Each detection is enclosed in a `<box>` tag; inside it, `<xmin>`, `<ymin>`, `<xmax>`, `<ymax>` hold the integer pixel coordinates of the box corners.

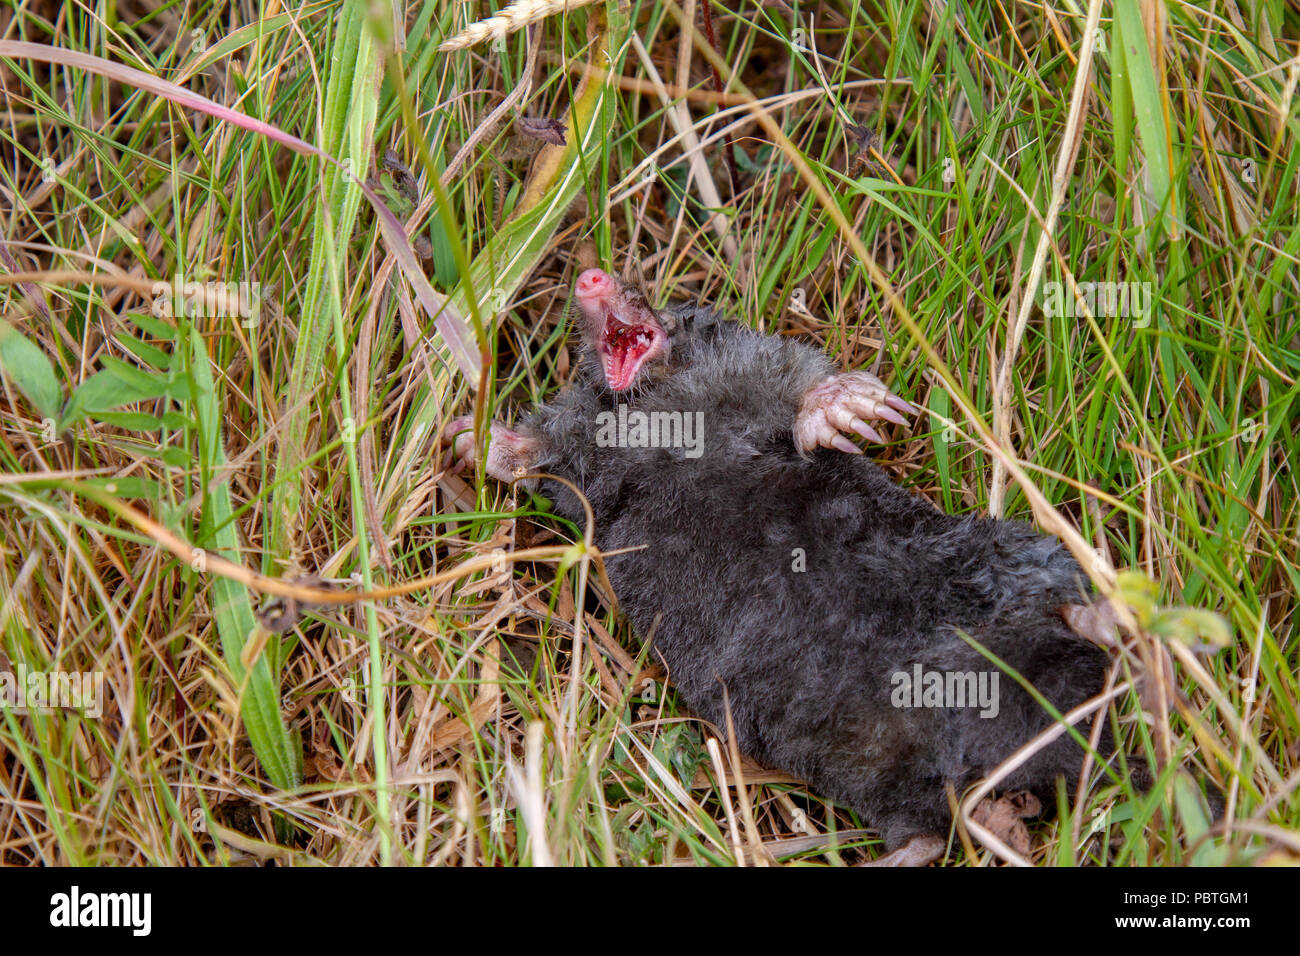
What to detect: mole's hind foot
<box><xmin>794</xmin><ymin>371</ymin><xmax>913</xmax><ymax>456</ymax></box>
<box><xmin>441</xmin><ymin>416</ymin><xmax>539</xmax><ymax>483</ymax></box>
<box><xmin>863</xmin><ymin>834</ymin><xmax>945</xmax><ymax>867</ymax></box>
<box><xmin>971</xmin><ymin>791</ymin><xmax>1042</xmax><ymax>857</ymax></box>
<box><xmin>1061</xmin><ymin>599</ymin><xmax>1120</xmax><ymax>647</ymax></box>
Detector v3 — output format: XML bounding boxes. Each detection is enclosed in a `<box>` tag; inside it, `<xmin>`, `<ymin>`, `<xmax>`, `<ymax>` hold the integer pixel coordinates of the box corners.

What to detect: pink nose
<box><xmin>576</xmin><ymin>268</ymin><xmax>614</xmax><ymax>298</ymax></box>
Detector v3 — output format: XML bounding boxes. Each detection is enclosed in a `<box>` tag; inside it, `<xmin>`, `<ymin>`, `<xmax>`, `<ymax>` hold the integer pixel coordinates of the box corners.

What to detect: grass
<box><xmin>0</xmin><ymin>0</ymin><xmax>1296</xmax><ymax>866</ymax></box>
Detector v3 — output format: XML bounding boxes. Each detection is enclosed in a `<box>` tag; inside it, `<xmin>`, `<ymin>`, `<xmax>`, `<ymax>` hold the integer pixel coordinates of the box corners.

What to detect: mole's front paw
<box><xmin>441</xmin><ymin>416</ymin><xmax>539</xmax><ymax>483</ymax></box>
<box><xmin>794</xmin><ymin>371</ymin><xmax>913</xmax><ymax>456</ymax></box>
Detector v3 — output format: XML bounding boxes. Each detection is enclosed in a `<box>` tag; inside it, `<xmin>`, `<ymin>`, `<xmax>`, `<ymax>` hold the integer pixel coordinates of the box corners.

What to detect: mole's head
<box><xmin>573</xmin><ymin>268</ymin><xmax>672</xmax><ymax>392</ymax></box>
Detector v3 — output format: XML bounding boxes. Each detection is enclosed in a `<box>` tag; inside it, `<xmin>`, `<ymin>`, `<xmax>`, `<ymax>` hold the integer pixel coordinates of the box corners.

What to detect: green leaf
<box><xmin>1115</xmin><ymin>570</ymin><xmax>1160</xmax><ymax>626</ymax></box>
<box><xmin>1150</xmin><ymin>607</ymin><xmax>1232</xmax><ymax>652</ymax></box>
<box><xmin>1172</xmin><ymin>772</ymin><xmax>1223</xmax><ymax>866</ymax></box>
<box><xmin>797</xmin><ymin>221</ymin><xmax>838</xmax><ymax>283</ymax></box>
<box><xmin>160</xmin><ymin>411</ymin><xmax>193</xmax><ymax>430</ymax></box>
<box><xmin>114</xmin><ymin>331</ymin><xmax>173</xmax><ymax>371</ymax></box>
<box><xmin>99</xmin><ymin>354</ymin><xmax>166</xmax><ymax>391</ymax></box>
<box><xmin>268</xmin><ymin>0</ymin><xmax>380</xmax><ymax>562</ymax></box>
<box><xmin>81</xmin><ymin>476</ymin><xmax>161</xmax><ymax>498</ymax></box>
<box><xmin>1109</xmin><ymin>12</ymin><xmax>1132</xmax><ymax>189</ymax></box>
<box><xmin>94</xmin><ymin>410</ymin><xmax>163</xmax><ymax>431</ymax></box>
<box><xmin>161</xmin><ymin>446</ymin><xmax>191</xmax><ymax>468</ymax></box>
<box><xmin>428</xmin><ymin>208</ymin><xmax>459</xmax><ymax>289</ymax></box>
<box><xmin>658</xmin><ymin>722</ymin><xmax>706</xmax><ymax>787</ymax></box>
<box><xmin>189</xmin><ymin>326</ymin><xmax>302</xmax><ymax>790</ymax></box>
<box><xmin>67</xmin><ymin>365</ymin><xmax>168</xmax><ymax>417</ymax></box>
<box><xmin>163</xmin><ymin>374</ymin><xmax>194</xmax><ymax>404</ymax></box>
<box><xmin>1114</xmin><ymin>2</ymin><xmax>1178</xmax><ymax>240</ymax></box>
<box><xmin>123</xmin><ymin>310</ymin><xmax>179</xmax><ymax>340</ymax></box>
<box><xmin>0</xmin><ymin>318</ymin><xmax>63</xmax><ymax>421</ymax></box>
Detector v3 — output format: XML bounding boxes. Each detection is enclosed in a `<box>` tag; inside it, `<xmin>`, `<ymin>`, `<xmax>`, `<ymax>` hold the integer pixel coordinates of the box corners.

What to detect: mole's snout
<box><xmin>571</xmin><ymin>266</ymin><xmax>668</xmax><ymax>391</ymax></box>
<box><xmin>576</xmin><ymin>268</ymin><xmax>616</xmax><ymax>301</ymax></box>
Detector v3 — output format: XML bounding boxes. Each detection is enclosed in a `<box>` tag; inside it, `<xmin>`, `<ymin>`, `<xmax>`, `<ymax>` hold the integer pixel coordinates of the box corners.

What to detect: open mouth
<box><xmin>599</xmin><ymin>310</ymin><xmax>663</xmax><ymax>391</ymax></box>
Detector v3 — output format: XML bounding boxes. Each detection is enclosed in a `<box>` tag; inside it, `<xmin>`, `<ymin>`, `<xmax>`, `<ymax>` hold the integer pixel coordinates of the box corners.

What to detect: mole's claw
<box><xmin>826</xmin><ymin>406</ymin><xmax>882</xmax><ymax>444</ymax></box>
<box><xmin>885</xmin><ymin>394</ymin><xmax>915</xmax><ymax>416</ymax></box>
<box><xmin>874</xmin><ymin>405</ymin><xmax>909</xmax><ymax>427</ymax></box>
<box><xmin>848</xmin><ymin>417</ymin><xmax>884</xmax><ymax>444</ymax></box>
<box><xmin>794</xmin><ymin>371</ymin><xmax>909</xmax><ymax>456</ymax></box>
<box><xmin>830</xmin><ymin>434</ymin><xmax>863</xmax><ymax>455</ymax></box>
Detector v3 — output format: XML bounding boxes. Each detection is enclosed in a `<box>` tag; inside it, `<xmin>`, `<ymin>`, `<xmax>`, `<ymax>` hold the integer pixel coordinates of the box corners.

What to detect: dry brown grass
<box><xmin>1</xmin><ymin>0</ymin><xmax>1297</xmax><ymax>865</ymax></box>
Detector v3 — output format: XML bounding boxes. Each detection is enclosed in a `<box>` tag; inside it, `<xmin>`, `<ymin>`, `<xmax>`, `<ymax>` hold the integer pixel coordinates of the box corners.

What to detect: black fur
<box><xmin>515</xmin><ymin>302</ymin><xmax>1116</xmax><ymax>848</ymax></box>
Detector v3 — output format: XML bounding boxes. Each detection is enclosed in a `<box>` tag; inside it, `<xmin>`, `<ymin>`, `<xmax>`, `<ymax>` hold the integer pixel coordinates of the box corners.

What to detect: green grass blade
<box><xmin>1114</xmin><ymin>1</ymin><xmax>1179</xmax><ymax>241</ymax></box>
<box><xmin>188</xmin><ymin>326</ymin><xmax>302</xmax><ymax>790</ymax></box>
<box><xmin>266</xmin><ymin>0</ymin><xmax>381</xmax><ymax>562</ymax></box>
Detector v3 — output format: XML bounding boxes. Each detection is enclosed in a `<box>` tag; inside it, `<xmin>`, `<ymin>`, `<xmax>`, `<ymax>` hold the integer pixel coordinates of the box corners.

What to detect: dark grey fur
<box><xmin>514</xmin><ymin>301</ymin><xmax>1116</xmax><ymax>848</ymax></box>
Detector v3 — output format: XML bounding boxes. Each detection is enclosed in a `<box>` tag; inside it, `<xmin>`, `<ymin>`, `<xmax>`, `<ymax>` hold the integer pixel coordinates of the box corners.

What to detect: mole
<box><xmin>445</xmin><ymin>267</ymin><xmax>1126</xmax><ymax>865</ymax></box>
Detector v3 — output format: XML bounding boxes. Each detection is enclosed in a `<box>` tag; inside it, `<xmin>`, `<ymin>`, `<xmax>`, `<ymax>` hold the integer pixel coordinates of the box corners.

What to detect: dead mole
<box><xmin>447</xmin><ymin>267</ymin><xmax>1126</xmax><ymax>865</ymax></box>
